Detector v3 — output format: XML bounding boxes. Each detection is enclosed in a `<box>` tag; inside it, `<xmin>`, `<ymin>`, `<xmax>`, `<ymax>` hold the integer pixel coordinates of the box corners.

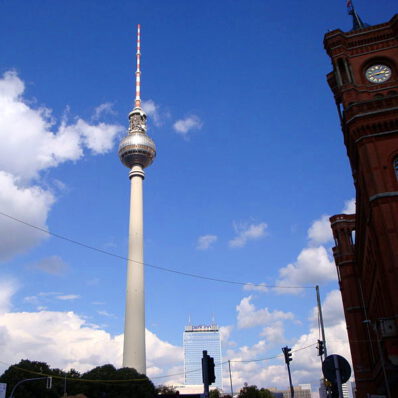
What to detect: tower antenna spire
<box><xmin>135</xmin><ymin>24</ymin><xmax>141</xmax><ymax>108</ymax></box>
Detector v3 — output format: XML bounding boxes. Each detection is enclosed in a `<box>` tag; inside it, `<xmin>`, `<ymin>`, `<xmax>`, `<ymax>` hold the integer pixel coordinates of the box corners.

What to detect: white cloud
<box><xmin>223</xmin><ymin>290</ymin><xmax>351</xmax><ymax>391</ymax></box>
<box><xmin>31</xmin><ymin>255</ymin><xmax>68</xmax><ymax>275</ymax></box>
<box><xmin>229</xmin><ymin>222</ymin><xmax>268</xmax><ymax>248</ymax></box>
<box><xmin>0</xmin><ymin>309</ymin><xmax>123</xmax><ymax>373</ymax></box>
<box><xmin>276</xmin><ymin>246</ymin><xmax>336</xmax><ymax>292</ymax></box>
<box><xmin>146</xmin><ymin>329</ymin><xmax>184</xmax><ymax>368</ymax></box>
<box><xmin>56</xmin><ymin>295</ymin><xmax>80</xmax><ymax>301</ymax></box>
<box><xmin>73</xmin><ymin>119</ymin><xmax>122</xmax><ymax>154</ymax></box>
<box><xmin>173</xmin><ymin>115</ymin><xmax>202</xmax><ymax>139</ymax></box>
<box><xmin>219</xmin><ymin>325</ymin><xmax>233</xmax><ymax>347</ymax></box>
<box><xmin>0</xmin><ymin>277</ymin><xmax>183</xmax><ymax>381</ymax></box>
<box><xmin>259</xmin><ymin>321</ymin><xmax>286</xmax><ymax>344</ymax></box>
<box><xmin>236</xmin><ymin>296</ymin><xmax>294</xmax><ymax>329</ymax></box>
<box><xmin>342</xmin><ymin>198</ymin><xmax>355</xmax><ymax>214</ymax></box>
<box><xmin>310</xmin><ymin>289</ymin><xmax>345</xmax><ymax>328</ymax></box>
<box><xmin>196</xmin><ymin>234</ymin><xmax>218</xmax><ymax>250</ymax></box>
<box><xmin>0</xmin><ymin>70</ymin><xmax>123</xmax><ymax>261</ymax></box>
<box><xmin>97</xmin><ymin>310</ymin><xmax>116</xmax><ymax>318</ymax></box>
<box><xmin>0</xmin><ymin>171</ymin><xmax>54</xmax><ymax>261</ymax></box>
<box><xmin>276</xmin><ymin>200</ymin><xmax>356</xmax><ymax>293</ymax></box>
<box><xmin>0</xmin><ymin>71</ymin><xmax>123</xmax><ymax>180</ymax></box>
<box><xmin>243</xmin><ymin>283</ymin><xmax>269</xmax><ymax>293</ymax></box>
<box><xmin>92</xmin><ymin>102</ymin><xmax>116</xmax><ymax>120</ymax></box>
<box><xmin>0</xmin><ymin>278</ymin><xmax>18</xmax><ymax>314</ymax></box>
<box><xmin>141</xmin><ymin>99</ymin><xmax>166</xmax><ymax>127</ymax></box>
<box><xmin>0</xmin><ymin>303</ymin><xmax>183</xmax><ymax>382</ymax></box>
<box><xmin>307</xmin><ymin>215</ymin><xmax>333</xmax><ymax>245</ymax></box>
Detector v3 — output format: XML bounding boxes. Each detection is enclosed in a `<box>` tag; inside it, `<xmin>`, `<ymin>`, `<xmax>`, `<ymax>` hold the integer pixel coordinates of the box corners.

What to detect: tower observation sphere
<box><xmin>118</xmin><ymin>107</ymin><xmax>156</xmax><ymax>169</ymax></box>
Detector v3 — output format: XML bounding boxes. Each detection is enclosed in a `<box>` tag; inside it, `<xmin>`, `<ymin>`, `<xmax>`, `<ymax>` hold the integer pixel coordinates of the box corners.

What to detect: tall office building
<box><xmin>118</xmin><ymin>25</ymin><xmax>156</xmax><ymax>374</ymax></box>
<box><xmin>183</xmin><ymin>324</ymin><xmax>223</xmax><ymax>390</ymax></box>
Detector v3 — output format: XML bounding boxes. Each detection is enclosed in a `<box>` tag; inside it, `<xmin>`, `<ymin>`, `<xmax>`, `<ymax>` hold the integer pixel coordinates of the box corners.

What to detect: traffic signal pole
<box><xmin>316</xmin><ymin>285</ymin><xmax>328</xmax><ymax>359</ymax></box>
<box><xmin>282</xmin><ymin>347</ymin><xmax>294</xmax><ymax>398</ymax></box>
<box><xmin>202</xmin><ymin>351</ymin><xmax>210</xmax><ymax>398</ymax></box>
<box><xmin>287</xmin><ymin>362</ymin><xmax>294</xmax><ymax>398</ymax></box>
<box><xmin>333</xmin><ymin>355</ymin><xmax>344</xmax><ymax>398</ymax></box>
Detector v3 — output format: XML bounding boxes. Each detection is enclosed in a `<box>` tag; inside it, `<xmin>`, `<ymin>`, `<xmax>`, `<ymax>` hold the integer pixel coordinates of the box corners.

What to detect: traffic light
<box><xmin>46</xmin><ymin>377</ymin><xmax>52</xmax><ymax>389</ymax></box>
<box><xmin>208</xmin><ymin>356</ymin><xmax>215</xmax><ymax>385</ymax></box>
<box><xmin>318</xmin><ymin>340</ymin><xmax>325</xmax><ymax>356</ymax></box>
<box><xmin>282</xmin><ymin>346</ymin><xmax>292</xmax><ymax>364</ymax></box>
<box><xmin>202</xmin><ymin>351</ymin><xmax>216</xmax><ymax>386</ymax></box>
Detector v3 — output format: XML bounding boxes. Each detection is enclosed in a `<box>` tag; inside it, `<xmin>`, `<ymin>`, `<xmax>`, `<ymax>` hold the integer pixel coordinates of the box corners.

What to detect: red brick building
<box><xmin>324</xmin><ymin>12</ymin><xmax>398</xmax><ymax>398</ymax></box>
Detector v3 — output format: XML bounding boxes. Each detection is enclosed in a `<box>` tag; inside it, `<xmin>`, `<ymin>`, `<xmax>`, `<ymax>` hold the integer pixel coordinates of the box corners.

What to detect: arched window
<box><xmin>394</xmin><ymin>157</ymin><xmax>398</xmax><ymax>180</ymax></box>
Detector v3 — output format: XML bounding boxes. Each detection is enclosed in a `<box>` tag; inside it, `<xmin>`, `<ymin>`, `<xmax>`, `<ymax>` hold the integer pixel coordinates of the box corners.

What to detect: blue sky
<box><xmin>0</xmin><ymin>0</ymin><xmax>396</xmax><ymax>392</ymax></box>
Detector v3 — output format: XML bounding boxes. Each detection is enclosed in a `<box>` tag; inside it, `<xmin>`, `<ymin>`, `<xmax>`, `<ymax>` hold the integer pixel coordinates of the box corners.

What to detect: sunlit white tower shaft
<box><xmin>118</xmin><ymin>25</ymin><xmax>156</xmax><ymax>374</ymax></box>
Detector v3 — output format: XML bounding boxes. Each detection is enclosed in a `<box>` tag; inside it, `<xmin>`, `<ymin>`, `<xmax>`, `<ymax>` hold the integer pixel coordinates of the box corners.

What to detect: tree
<box><xmin>209</xmin><ymin>388</ymin><xmax>221</xmax><ymax>398</ymax></box>
<box><xmin>0</xmin><ymin>359</ymin><xmax>63</xmax><ymax>398</ymax></box>
<box><xmin>238</xmin><ymin>383</ymin><xmax>273</xmax><ymax>398</ymax></box>
<box><xmin>78</xmin><ymin>364</ymin><xmax>156</xmax><ymax>398</ymax></box>
<box><xmin>258</xmin><ymin>387</ymin><xmax>273</xmax><ymax>398</ymax></box>
<box><xmin>156</xmin><ymin>384</ymin><xmax>178</xmax><ymax>395</ymax></box>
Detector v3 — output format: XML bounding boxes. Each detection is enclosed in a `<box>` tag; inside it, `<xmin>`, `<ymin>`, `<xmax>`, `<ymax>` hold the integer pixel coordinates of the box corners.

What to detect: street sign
<box><xmin>0</xmin><ymin>383</ymin><xmax>6</xmax><ymax>398</ymax></box>
<box><xmin>322</xmin><ymin>354</ymin><xmax>351</xmax><ymax>384</ymax></box>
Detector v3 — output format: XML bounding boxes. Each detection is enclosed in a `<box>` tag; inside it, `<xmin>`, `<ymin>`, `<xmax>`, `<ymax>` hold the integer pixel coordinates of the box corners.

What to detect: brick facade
<box><xmin>324</xmin><ymin>14</ymin><xmax>398</xmax><ymax>398</ymax></box>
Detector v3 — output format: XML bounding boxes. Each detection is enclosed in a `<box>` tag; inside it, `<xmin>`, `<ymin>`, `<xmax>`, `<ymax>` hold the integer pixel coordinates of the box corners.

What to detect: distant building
<box><xmin>269</xmin><ymin>385</ymin><xmax>311</xmax><ymax>398</ymax></box>
<box><xmin>299</xmin><ymin>384</ymin><xmax>312</xmax><ymax>392</ymax></box>
<box><xmin>351</xmin><ymin>382</ymin><xmax>356</xmax><ymax>398</ymax></box>
<box><xmin>319</xmin><ymin>379</ymin><xmax>355</xmax><ymax>398</ymax></box>
<box><xmin>183</xmin><ymin>324</ymin><xmax>223</xmax><ymax>390</ymax></box>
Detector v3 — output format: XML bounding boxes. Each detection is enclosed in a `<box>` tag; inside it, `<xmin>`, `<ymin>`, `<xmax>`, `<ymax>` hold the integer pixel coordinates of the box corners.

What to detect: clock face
<box><xmin>365</xmin><ymin>64</ymin><xmax>392</xmax><ymax>83</ymax></box>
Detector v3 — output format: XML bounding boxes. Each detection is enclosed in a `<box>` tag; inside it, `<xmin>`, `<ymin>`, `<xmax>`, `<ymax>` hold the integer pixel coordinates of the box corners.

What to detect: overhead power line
<box><xmin>0</xmin><ymin>211</ymin><xmax>315</xmax><ymax>289</ymax></box>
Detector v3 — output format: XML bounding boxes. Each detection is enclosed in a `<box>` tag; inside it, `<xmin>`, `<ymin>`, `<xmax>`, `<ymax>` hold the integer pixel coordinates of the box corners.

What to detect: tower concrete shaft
<box><xmin>123</xmin><ymin>165</ymin><xmax>146</xmax><ymax>373</ymax></box>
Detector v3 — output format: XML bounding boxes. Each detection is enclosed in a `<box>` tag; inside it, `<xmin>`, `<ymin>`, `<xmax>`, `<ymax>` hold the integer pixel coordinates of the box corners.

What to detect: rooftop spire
<box><xmin>346</xmin><ymin>0</ymin><xmax>369</xmax><ymax>31</ymax></box>
<box><xmin>135</xmin><ymin>24</ymin><xmax>141</xmax><ymax>108</ymax></box>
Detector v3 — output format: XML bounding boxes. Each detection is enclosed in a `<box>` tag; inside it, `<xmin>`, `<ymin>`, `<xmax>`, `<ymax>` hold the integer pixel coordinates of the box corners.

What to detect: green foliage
<box><xmin>209</xmin><ymin>388</ymin><xmax>221</xmax><ymax>398</ymax></box>
<box><xmin>0</xmin><ymin>360</ymin><xmax>155</xmax><ymax>398</ymax></box>
<box><xmin>238</xmin><ymin>383</ymin><xmax>273</xmax><ymax>398</ymax></box>
<box><xmin>156</xmin><ymin>384</ymin><xmax>177</xmax><ymax>395</ymax></box>
<box><xmin>0</xmin><ymin>359</ymin><xmax>65</xmax><ymax>398</ymax></box>
<box><xmin>79</xmin><ymin>364</ymin><xmax>155</xmax><ymax>398</ymax></box>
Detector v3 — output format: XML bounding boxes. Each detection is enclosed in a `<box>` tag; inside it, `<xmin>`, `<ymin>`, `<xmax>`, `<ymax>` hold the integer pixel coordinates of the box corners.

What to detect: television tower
<box><xmin>118</xmin><ymin>24</ymin><xmax>156</xmax><ymax>374</ymax></box>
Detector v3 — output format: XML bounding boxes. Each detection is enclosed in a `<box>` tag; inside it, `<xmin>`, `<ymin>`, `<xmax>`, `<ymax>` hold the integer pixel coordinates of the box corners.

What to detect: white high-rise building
<box><xmin>118</xmin><ymin>24</ymin><xmax>156</xmax><ymax>374</ymax></box>
<box><xmin>183</xmin><ymin>324</ymin><xmax>223</xmax><ymax>390</ymax></box>
<box><xmin>319</xmin><ymin>379</ymin><xmax>354</xmax><ymax>398</ymax></box>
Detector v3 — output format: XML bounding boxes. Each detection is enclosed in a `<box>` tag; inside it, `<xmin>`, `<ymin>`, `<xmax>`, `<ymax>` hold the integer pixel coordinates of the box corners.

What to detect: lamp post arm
<box><xmin>9</xmin><ymin>376</ymin><xmax>47</xmax><ymax>398</ymax></box>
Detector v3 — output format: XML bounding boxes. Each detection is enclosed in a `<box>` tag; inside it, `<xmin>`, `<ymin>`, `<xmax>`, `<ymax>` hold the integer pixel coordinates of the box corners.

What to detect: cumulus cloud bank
<box><xmin>236</xmin><ymin>296</ymin><xmax>294</xmax><ymax>329</ymax></box>
<box><xmin>225</xmin><ymin>290</ymin><xmax>351</xmax><ymax>391</ymax></box>
<box><xmin>0</xmin><ymin>70</ymin><xmax>123</xmax><ymax>261</ymax></box>
<box><xmin>0</xmin><ymin>280</ymin><xmax>183</xmax><ymax>381</ymax></box>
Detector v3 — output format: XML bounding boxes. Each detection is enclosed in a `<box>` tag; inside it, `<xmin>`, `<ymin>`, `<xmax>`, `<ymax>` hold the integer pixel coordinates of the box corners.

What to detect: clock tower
<box><xmin>324</xmin><ymin>9</ymin><xmax>398</xmax><ymax>398</ymax></box>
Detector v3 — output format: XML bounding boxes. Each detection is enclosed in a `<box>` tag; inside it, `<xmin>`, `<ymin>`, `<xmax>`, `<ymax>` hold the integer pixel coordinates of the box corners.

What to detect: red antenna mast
<box><xmin>135</xmin><ymin>24</ymin><xmax>141</xmax><ymax>108</ymax></box>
